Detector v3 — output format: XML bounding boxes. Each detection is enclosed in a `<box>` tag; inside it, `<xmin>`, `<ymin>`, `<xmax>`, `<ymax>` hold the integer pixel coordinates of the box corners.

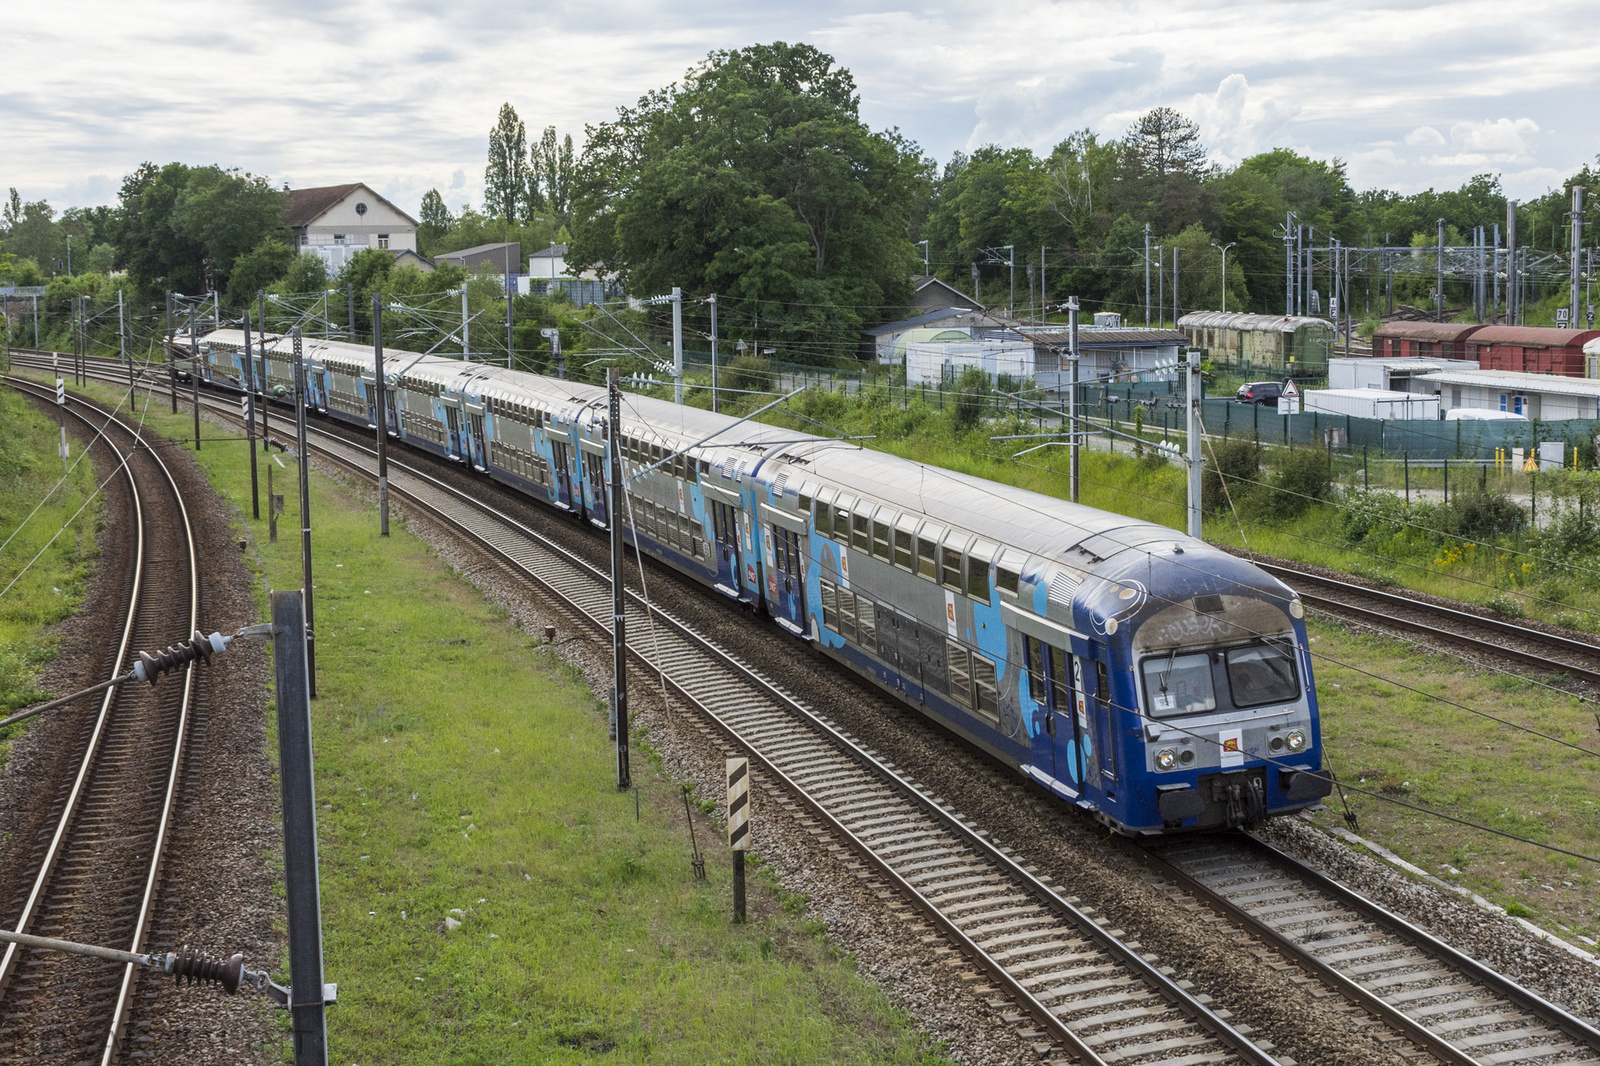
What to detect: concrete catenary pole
<box><xmin>1436</xmin><ymin>219</ymin><xmax>1446</xmax><ymax>322</ymax></box>
<box><xmin>243</xmin><ymin>312</ymin><xmax>260</xmax><ymax>520</ymax></box>
<box><xmin>1068</xmin><ymin>297</ymin><xmax>1081</xmax><ymax>503</ymax></box>
<box><xmin>1284</xmin><ymin>213</ymin><xmax>1295</xmax><ymax>317</ymax></box>
<box><xmin>188</xmin><ymin>302</ymin><xmax>200</xmax><ymax>451</ymax></box>
<box><xmin>671</xmin><ymin>286</ymin><xmax>684</xmax><ymax>404</ymax></box>
<box><xmin>460</xmin><ymin>286</ymin><xmax>470</xmax><ymax>359</ymax></box>
<box><xmin>258</xmin><ymin>291</ymin><xmax>271</xmax><ymax>447</ymax></box>
<box><xmin>166</xmin><ymin>291</ymin><xmax>177</xmax><ymax>414</ymax></box>
<box><xmin>1506</xmin><ymin>202</ymin><xmax>1519</xmax><ymax>325</ymax></box>
<box><xmin>1186</xmin><ymin>348</ymin><xmax>1203</xmax><ymax>539</ymax></box>
<box><xmin>1570</xmin><ymin>186</ymin><xmax>1585</xmax><ymax>329</ymax></box>
<box><xmin>292</xmin><ymin>327</ymin><xmax>317</xmax><ymax>698</ymax></box>
<box><xmin>1145</xmin><ymin>223</ymin><xmax>1153</xmax><ymax>327</ymax></box>
<box><xmin>709</xmin><ymin>293</ymin><xmax>720</xmax><ymax>414</ymax></box>
<box><xmin>608</xmin><ymin>367</ymin><xmax>630</xmax><ymax>789</ymax></box>
<box><xmin>373</xmin><ymin>295</ymin><xmax>390</xmax><ymax>537</ymax></box>
<box><xmin>1172</xmin><ymin>247</ymin><xmax>1180</xmax><ymax>327</ymax></box>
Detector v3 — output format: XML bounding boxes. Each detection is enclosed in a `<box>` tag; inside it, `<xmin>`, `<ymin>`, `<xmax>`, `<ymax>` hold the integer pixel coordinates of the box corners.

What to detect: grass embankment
<box><xmin>0</xmin><ymin>386</ymin><xmax>101</xmax><ymax>762</ymax></box>
<box><xmin>54</xmin><ymin>376</ymin><xmax>950</xmax><ymax>1065</ymax></box>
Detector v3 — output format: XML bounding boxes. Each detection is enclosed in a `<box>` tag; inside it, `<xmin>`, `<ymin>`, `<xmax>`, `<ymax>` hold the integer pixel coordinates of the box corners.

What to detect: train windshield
<box><xmin>1141</xmin><ymin>652</ymin><xmax>1216</xmax><ymax>718</ymax></box>
<box><xmin>1225</xmin><ymin>643</ymin><xmax>1298</xmax><ymax>707</ymax></box>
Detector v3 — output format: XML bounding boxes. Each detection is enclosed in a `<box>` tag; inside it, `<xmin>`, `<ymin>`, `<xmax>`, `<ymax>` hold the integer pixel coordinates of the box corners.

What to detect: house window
<box><xmin>378</xmin><ymin>234</ymin><xmax>390</xmax><ymax>249</ymax></box>
<box><xmin>1451</xmin><ymin>388</ymin><xmax>1461</xmax><ymax>407</ymax></box>
<box><xmin>333</xmin><ymin>234</ymin><xmax>346</xmax><ymax>245</ymax></box>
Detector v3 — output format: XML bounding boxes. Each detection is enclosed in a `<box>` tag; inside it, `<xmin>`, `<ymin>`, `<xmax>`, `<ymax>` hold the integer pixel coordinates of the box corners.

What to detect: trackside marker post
<box><xmin>728</xmin><ymin>757</ymin><xmax>750</xmax><ymax>923</ymax></box>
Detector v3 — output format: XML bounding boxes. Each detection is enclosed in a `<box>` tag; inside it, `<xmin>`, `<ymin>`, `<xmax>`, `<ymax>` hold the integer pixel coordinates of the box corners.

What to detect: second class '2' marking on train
<box><xmin>191</xmin><ymin>329</ymin><xmax>1333</xmax><ymax>834</ymax></box>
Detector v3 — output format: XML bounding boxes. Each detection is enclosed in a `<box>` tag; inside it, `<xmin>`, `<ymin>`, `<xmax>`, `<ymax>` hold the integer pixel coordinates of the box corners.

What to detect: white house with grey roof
<box><xmin>1417</xmin><ymin>368</ymin><xmax>1600</xmax><ymax>420</ymax></box>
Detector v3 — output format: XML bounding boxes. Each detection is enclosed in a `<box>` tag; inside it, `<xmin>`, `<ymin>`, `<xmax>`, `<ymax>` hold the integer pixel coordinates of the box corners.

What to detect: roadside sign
<box><xmin>1556</xmin><ymin>307</ymin><xmax>1570</xmax><ymax>325</ymax></box>
<box><xmin>1278</xmin><ymin>379</ymin><xmax>1299</xmax><ymax>416</ymax></box>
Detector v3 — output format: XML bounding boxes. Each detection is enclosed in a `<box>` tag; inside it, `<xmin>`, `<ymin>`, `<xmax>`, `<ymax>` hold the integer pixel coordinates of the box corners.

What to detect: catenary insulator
<box><xmin>161</xmin><ymin>945</ymin><xmax>244</xmax><ymax>994</ymax></box>
<box><xmin>133</xmin><ymin>630</ymin><xmax>230</xmax><ymax>685</ymax></box>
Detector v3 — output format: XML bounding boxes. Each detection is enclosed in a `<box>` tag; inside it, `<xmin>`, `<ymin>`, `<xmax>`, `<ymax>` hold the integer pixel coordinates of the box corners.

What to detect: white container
<box><xmin>1303</xmin><ymin>388</ymin><xmax>1440</xmax><ymax>420</ymax></box>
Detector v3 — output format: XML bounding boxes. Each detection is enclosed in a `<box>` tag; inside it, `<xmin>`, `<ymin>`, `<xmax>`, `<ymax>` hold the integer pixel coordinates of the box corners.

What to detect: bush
<box><xmin>1337</xmin><ymin>489</ymin><xmax>1410</xmax><ymax>543</ymax></box>
<box><xmin>1451</xmin><ymin>488</ymin><xmax>1526</xmax><ymax>541</ymax></box>
<box><xmin>951</xmin><ymin>365</ymin><xmax>988</xmax><ymax>432</ymax></box>
<box><xmin>1269</xmin><ymin>446</ymin><xmax>1332</xmax><ymax>518</ymax></box>
<box><xmin>720</xmin><ymin>356</ymin><xmax>773</xmax><ymax>396</ymax></box>
<box><xmin>1202</xmin><ymin>438</ymin><xmax>1258</xmax><ymax>513</ymax></box>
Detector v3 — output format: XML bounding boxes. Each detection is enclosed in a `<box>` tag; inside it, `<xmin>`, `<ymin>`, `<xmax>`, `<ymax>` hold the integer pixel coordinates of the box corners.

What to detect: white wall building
<box><xmin>1304</xmin><ymin>388</ymin><xmax>1439</xmax><ymax>420</ymax></box>
<box><xmin>1417</xmin><ymin>368</ymin><xmax>1600</xmax><ymax>420</ymax></box>
<box><xmin>904</xmin><ymin>339</ymin><xmax>1035</xmax><ymax>386</ymax></box>
<box><xmin>286</xmin><ymin>184</ymin><xmax>419</xmax><ymax>274</ymax></box>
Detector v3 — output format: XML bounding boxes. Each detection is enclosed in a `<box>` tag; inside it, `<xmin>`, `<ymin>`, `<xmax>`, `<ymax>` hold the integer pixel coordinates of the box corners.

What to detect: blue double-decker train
<box><xmin>189</xmin><ymin>328</ymin><xmax>1332</xmax><ymax>834</ymax></box>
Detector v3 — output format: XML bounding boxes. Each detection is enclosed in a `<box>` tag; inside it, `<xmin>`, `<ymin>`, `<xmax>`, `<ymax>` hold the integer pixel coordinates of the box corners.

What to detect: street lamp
<box><xmin>916</xmin><ymin>240</ymin><xmax>929</xmax><ymax>276</ymax></box>
<box><xmin>1211</xmin><ymin>242</ymin><xmax>1237</xmax><ymax>312</ymax></box>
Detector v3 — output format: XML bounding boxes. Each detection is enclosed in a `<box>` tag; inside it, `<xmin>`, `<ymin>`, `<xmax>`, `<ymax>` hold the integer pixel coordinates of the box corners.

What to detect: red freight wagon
<box><xmin>1465</xmin><ymin>326</ymin><xmax>1600</xmax><ymax>377</ymax></box>
<box><xmin>1371</xmin><ymin>321</ymin><xmax>1486</xmax><ymax>360</ymax></box>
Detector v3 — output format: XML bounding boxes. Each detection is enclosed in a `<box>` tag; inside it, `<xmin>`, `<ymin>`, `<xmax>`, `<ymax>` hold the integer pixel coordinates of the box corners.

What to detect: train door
<box><xmin>710</xmin><ymin>501</ymin><xmax>741</xmax><ymax>596</ymax></box>
<box><xmin>468</xmin><ymin>411</ymin><xmax>487</xmax><ymax>470</ymax></box>
<box><xmin>313</xmin><ymin>370</ymin><xmax>327</xmax><ymax>410</ymax></box>
<box><xmin>445</xmin><ymin>406</ymin><xmax>462</xmax><ymax>458</ymax></box>
<box><xmin>768</xmin><ymin>524</ymin><xmax>804</xmax><ymax>631</ymax></box>
<box><xmin>884</xmin><ymin>611</ymin><xmax>922</xmax><ymax>696</ymax></box>
<box><xmin>584</xmin><ymin>450</ymin><xmax>608</xmax><ymax>526</ymax></box>
<box><xmin>551</xmin><ymin>440</ymin><xmax>573</xmax><ymax>507</ymax></box>
<box><xmin>385</xmin><ymin>391</ymin><xmax>399</xmax><ymax>434</ymax></box>
<box><xmin>1088</xmin><ymin>646</ymin><xmax>1118</xmax><ymax>785</ymax></box>
<box><xmin>1023</xmin><ymin>636</ymin><xmax>1056</xmax><ymax>777</ymax></box>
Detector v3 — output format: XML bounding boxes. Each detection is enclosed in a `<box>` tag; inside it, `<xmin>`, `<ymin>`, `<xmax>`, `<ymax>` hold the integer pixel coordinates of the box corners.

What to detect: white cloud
<box><xmin>1404</xmin><ymin>126</ymin><xmax>1445</xmax><ymax>146</ymax></box>
<box><xmin>1449</xmin><ymin>117</ymin><xmax>1539</xmax><ymax>155</ymax></box>
<box><xmin>1188</xmin><ymin>74</ymin><xmax>1298</xmax><ymax>165</ymax></box>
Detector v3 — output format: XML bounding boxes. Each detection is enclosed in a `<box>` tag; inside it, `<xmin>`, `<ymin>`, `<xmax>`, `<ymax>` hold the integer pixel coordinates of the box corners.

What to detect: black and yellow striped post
<box><xmin>727</xmin><ymin>757</ymin><xmax>750</xmax><ymax>923</ymax></box>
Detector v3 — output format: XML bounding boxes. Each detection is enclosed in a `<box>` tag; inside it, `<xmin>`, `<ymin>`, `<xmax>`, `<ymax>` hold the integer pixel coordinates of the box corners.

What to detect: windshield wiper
<box><xmin>1159</xmin><ymin>646</ymin><xmax>1179</xmax><ymax>693</ymax></box>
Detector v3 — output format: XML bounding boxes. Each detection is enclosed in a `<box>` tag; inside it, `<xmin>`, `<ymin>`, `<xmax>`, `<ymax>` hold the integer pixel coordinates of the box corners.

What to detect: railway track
<box><xmin>0</xmin><ymin>378</ymin><xmax>203</xmax><ymax>1064</ymax></box>
<box><xmin>28</xmin><ymin>352</ymin><xmax>1600</xmax><ymax>1064</ymax></box>
<box><xmin>1144</xmin><ymin>834</ymin><xmax>1600</xmax><ymax>1066</ymax></box>
<box><xmin>1243</xmin><ymin>560</ymin><xmax>1600</xmax><ymax>688</ymax></box>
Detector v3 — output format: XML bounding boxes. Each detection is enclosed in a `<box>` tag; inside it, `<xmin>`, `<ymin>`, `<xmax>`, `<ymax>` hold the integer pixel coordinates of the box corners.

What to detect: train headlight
<box><xmin>1155</xmin><ymin>748</ymin><xmax>1178</xmax><ymax>771</ymax></box>
<box><xmin>1286</xmin><ymin>729</ymin><xmax>1306</xmax><ymax>752</ymax></box>
<box><xmin>1289</xmin><ymin>599</ymin><xmax>1304</xmax><ymax>619</ymax></box>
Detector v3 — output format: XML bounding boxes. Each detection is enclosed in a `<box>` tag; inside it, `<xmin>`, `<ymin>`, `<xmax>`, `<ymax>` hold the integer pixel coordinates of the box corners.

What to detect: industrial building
<box><xmin>1327</xmin><ymin>356</ymin><xmax>1477</xmax><ymax>394</ymax></box>
<box><xmin>1417</xmin><ymin>368</ymin><xmax>1600</xmax><ymax>420</ymax></box>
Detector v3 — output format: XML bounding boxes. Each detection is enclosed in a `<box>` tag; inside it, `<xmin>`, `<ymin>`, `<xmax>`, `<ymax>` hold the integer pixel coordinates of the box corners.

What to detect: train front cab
<box><xmin>1076</xmin><ymin>557</ymin><xmax>1331</xmax><ymax>834</ymax></box>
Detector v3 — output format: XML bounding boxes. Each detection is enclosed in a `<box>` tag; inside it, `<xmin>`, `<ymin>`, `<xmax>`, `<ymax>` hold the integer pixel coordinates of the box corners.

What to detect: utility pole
<box><xmin>346</xmin><ymin>284</ymin><xmax>355</xmax><ymax>343</ymax></box>
<box><xmin>708</xmin><ymin>294</ymin><xmax>720</xmax><ymax>414</ymax></box>
<box><xmin>916</xmin><ymin>239</ymin><xmax>929</xmax><ymax>275</ymax></box>
<box><xmin>1004</xmin><ymin>245</ymin><xmax>1015</xmax><ymax>320</ymax></box>
<box><xmin>292</xmin><ymin>327</ymin><xmax>317</xmax><ymax>698</ymax></box>
<box><xmin>505</xmin><ymin>247</ymin><xmax>515</xmax><ymax>370</ymax></box>
<box><xmin>1157</xmin><ymin>246</ymin><xmax>1164</xmax><ymax>327</ymax></box>
<box><xmin>1436</xmin><ymin>218</ymin><xmax>1446</xmax><ymax>322</ymax></box>
<box><xmin>971</xmin><ymin>262</ymin><xmax>980</xmax><ymax>303</ymax></box>
<box><xmin>1185</xmin><ymin>348</ymin><xmax>1202</xmax><ymax>539</ymax></box>
<box><xmin>373</xmin><ymin>295</ymin><xmax>390</xmax><ymax>537</ymax></box>
<box><xmin>1212</xmin><ymin>242</ymin><xmax>1235</xmax><ymax>312</ymax></box>
<box><xmin>243</xmin><ymin>313</ymin><xmax>260</xmax><ymax>520</ymax></box>
<box><xmin>1283</xmin><ymin>213</ymin><xmax>1294</xmax><ymax>317</ymax></box>
<box><xmin>1145</xmin><ymin>224</ymin><xmax>1153</xmax><ymax>327</ymax></box>
<box><xmin>460</xmin><ymin>286</ymin><xmax>469</xmax><ymax>359</ymax></box>
<box><xmin>1507</xmin><ymin>202</ymin><xmax>1519</xmax><ymax>325</ymax></box>
<box><xmin>607</xmin><ymin>367</ymin><xmax>630</xmax><ymax>789</ymax></box>
<box><xmin>166</xmin><ymin>291</ymin><xmax>177</xmax><ymax>414</ymax></box>
<box><xmin>189</xmin><ymin>303</ymin><xmax>201</xmax><ymax>450</ymax></box>
<box><xmin>1570</xmin><ymin>186</ymin><xmax>1585</xmax><ymax>329</ymax></box>
<box><xmin>1068</xmin><ymin>297</ymin><xmax>1080</xmax><ymax>503</ymax></box>
<box><xmin>270</xmin><ymin>588</ymin><xmax>330</xmax><ymax>1066</ymax></box>
<box><xmin>1493</xmin><ymin>224</ymin><xmax>1502</xmax><ymax>322</ymax></box>
<box><xmin>1172</xmin><ymin>246</ymin><xmax>1180</xmax><ymax>326</ymax></box>
<box><xmin>1025</xmin><ymin>261</ymin><xmax>1035</xmax><ymax>325</ymax></box>
<box><xmin>259</xmin><ymin>291</ymin><xmax>271</xmax><ymax>447</ymax></box>
<box><xmin>117</xmin><ymin>288</ymin><xmax>126</xmax><ymax>366</ymax></box>
<box><xmin>1039</xmin><ymin>246</ymin><xmax>1047</xmax><ymax>324</ymax></box>
<box><xmin>671</xmin><ymin>286</ymin><xmax>683</xmax><ymax>404</ymax></box>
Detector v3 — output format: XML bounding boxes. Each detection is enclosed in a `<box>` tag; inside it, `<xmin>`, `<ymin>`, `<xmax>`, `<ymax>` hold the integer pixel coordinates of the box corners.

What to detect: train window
<box><xmin>871</xmin><ymin>513</ymin><xmax>892</xmax><ymax>561</ymax></box>
<box><xmin>972</xmin><ymin>655</ymin><xmax>999</xmax><ymax>724</ymax></box>
<box><xmin>797</xmin><ymin>483</ymin><xmax>814</xmax><ymax>515</ymax></box>
<box><xmin>940</xmin><ymin>533</ymin><xmax>969</xmax><ymax>589</ymax></box>
<box><xmin>1024</xmin><ymin>636</ymin><xmax>1045</xmax><ymax>701</ymax></box>
<box><xmin>814</xmin><ymin>501</ymin><xmax>833</xmax><ymax>538</ymax></box>
<box><xmin>893</xmin><ymin>527</ymin><xmax>914</xmax><ymax>570</ymax></box>
<box><xmin>1140</xmin><ymin>652</ymin><xmax>1216</xmax><ymax>717</ymax></box>
<box><xmin>820</xmin><ymin>579</ymin><xmax>840</xmax><ymax>633</ymax></box>
<box><xmin>833</xmin><ymin>502</ymin><xmax>851</xmax><ymax>541</ymax></box>
<box><xmin>851</xmin><ymin>512</ymin><xmax>871</xmax><ymax>552</ymax></box>
<box><xmin>966</xmin><ymin>540</ymin><xmax>996</xmax><ymax>601</ymax></box>
<box><xmin>857</xmin><ymin>599</ymin><xmax>877</xmax><ymax>645</ymax></box>
<box><xmin>1050</xmin><ymin>646</ymin><xmax>1070</xmax><ymax>711</ymax></box>
<box><xmin>1225</xmin><ymin>643</ymin><xmax>1298</xmax><ymax>707</ymax></box>
<box><xmin>996</xmin><ymin>549</ymin><xmax>1026</xmax><ymax>598</ymax></box>
<box><xmin>916</xmin><ymin>526</ymin><xmax>942</xmax><ymax>580</ymax></box>
<box><xmin>946</xmin><ymin>641</ymin><xmax>973</xmax><ymax>707</ymax></box>
<box><xmin>838</xmin><ymin>587</ymin><xmax>859</xmax><ymax>641</ymax></box>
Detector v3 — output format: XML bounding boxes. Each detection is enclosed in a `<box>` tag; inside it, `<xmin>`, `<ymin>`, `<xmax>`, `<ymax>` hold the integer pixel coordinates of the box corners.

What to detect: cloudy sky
<box><xmin>5</xmin><ymin>0</ymin><xmax>1597</xmax><ymax>216</ymax></box>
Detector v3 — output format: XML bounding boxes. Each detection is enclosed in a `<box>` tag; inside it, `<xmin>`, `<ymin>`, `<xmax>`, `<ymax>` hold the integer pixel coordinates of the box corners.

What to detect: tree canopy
<box><xmin>567</xmin><ymin>41</ymin><xmax>923</xmax><ymax>357</ymax></box>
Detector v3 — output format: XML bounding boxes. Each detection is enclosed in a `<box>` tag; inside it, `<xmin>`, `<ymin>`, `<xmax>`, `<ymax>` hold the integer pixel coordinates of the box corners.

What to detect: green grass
<box><xmin>1305</xmin><ymin>620</ymin><xmax>1600</xmax><ymax>942</ymax></box>
<box><xmin>53</xmin><ymin>376</ymin><xmax>951</xmax><ymax>1065</ymax></box>
<box><xmin>0</xmin><ymin>386</ymin><xmax>101</xmax><ymax>761</ymax></box>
